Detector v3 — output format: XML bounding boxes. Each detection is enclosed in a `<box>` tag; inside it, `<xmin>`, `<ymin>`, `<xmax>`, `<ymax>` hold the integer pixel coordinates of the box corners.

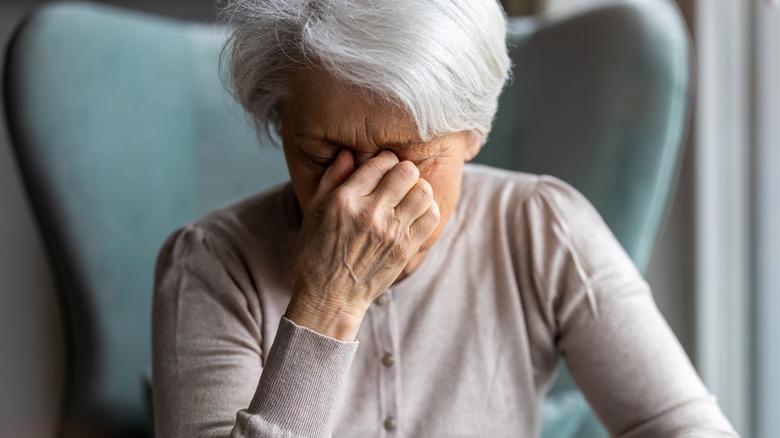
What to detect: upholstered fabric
<box><xmin>3</xmin><ymin>1</ymin><xmax>689</xmax><ymax>436</ymax></box>
<box><xmin>483</xmin><ymin>3</ymin><xmax>690</xmax><ymax>435</ymax></box>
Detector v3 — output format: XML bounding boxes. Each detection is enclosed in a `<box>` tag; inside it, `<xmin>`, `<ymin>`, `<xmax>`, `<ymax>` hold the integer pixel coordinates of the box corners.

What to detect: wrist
<box><xmin>285</xmin><ymin>291</ymin><xmax>367</xmax><ymax>341</ymax></box>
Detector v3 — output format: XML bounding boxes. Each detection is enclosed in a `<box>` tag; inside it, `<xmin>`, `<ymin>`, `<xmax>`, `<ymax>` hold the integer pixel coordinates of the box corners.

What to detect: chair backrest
<box><xmin>486</xmin><ymin>0</ymin><xmax>690</xmax><ymax>273</ymax></box>
<box><xmin>4</xmin><ymin>1</ymin><xmax>688</xmax><ymax>436</ymax></box>
<box><xmin>484</xmin><ymin>3</ymin><xmax>690</xmax><ymax>436</ymax></box>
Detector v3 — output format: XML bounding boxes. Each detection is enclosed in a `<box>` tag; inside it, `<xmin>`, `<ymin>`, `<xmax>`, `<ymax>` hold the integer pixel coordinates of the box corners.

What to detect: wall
<box><xmin>1</xmin><ymin>3</ymin><xmax>62</xmax><ymax>435</ymax></box>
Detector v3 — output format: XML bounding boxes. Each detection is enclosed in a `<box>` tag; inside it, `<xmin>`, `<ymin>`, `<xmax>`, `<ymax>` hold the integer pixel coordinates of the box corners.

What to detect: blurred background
<box><xmin>0</xmin><ymin>0</ymin><xmax>777</xmax><ymax>437</ymax></box>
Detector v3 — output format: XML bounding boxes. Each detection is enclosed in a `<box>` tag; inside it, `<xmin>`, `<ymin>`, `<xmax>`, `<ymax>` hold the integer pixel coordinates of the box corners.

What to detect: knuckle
<box><xmin>357</xmin><ymin>205</ymin><xmax>383</xmax><ymax>230</ymax></box>
<box><xmin>367</xmin><ymin>152</ymin><xmax>398</xmax><ymax>174</ymax></box>
<box><xmin>431</xmin><ymin>206</ymin><xmax>441</xmax><ymax>222</ymax></box>
<box><xmin>379</xmin><ymin>149</ymin><xmax>400</xmax><ymax>164</ymax></box>
<box><xmin>361</xmin><ymin>160</ymin><xmax>387</xmax><ymax>180</ymax></box>
<box><xmin>396</xmin><ymin>160</ymin><xmax>419</xmax><ymax>180</ymax></box>
<box><xmin>418</xmin><ymin>176</ymin><xmax>432</xmax><ymax>191</ymax></box>
<box><xmin>330</xmin><ymin>188</ymin><xmax>353</xmax><ymax>211</ymax></box>
<box><xmin>425</xmin><ymin>203</ymin><xmax>441</xmax><ymax>223</ymax></box>
<box><xmin>362</xmin><ymin>161</ymin><xmax>382</xmax><ymax>178</ymax></box>
<box><xmin>415</xmin><ymin>179</ymin><xmax>433</xmax><ymax>201</ymax></box>
<box><xmin>390</xmin><ymin>239</ymin><xmax>413</xmax><ymax>260</ymax></box>
<box><xmin>390</xmin><ymin>245</ymin><xmax>409</xmax><ymax>261</ymax></box>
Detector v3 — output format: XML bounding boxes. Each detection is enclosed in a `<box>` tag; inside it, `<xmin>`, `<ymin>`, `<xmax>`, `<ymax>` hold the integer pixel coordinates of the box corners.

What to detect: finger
<box><xmin>372</xmin><ymin>160</ymin><xmax>420</xmax><ymax>208</ymax></box>
<box><xmin>312</xmin><ymin>148</ymin><xmax>355</xmax><ymax>201</ymax></box>
<box><xmin>342</xmin><ymin>150</ymin><xmax>399</xmax><ymax>196</ymax></box>
<box><xmin>394</xmin><ymin>177</ymin><xmax>433</xmax><ymax>222</ymax></box>
<box><xmin>409</xmin><ymin>199</ymin><xmax>440</xmax><ymax>243</ymax></box>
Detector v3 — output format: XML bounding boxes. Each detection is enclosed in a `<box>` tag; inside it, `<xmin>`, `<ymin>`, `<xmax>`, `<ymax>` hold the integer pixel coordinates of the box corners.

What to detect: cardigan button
<box><xmin>375</xmin><ymin>293</ymin><xmax>390</xmax><ymax>306</ymax></box>
<box><xmin>382</xmin><ymin>352</ymin><xmax>395</xmax><ymax>367</ymax></box>
<box><xmin>384</xmin><ymin>416</ymin><xmax>397</xmax><ymax>431</ymax></box>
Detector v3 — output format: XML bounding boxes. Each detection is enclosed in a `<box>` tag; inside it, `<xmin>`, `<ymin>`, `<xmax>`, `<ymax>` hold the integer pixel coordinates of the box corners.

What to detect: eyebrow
<box><xmin>294</xmin><ymin>132</ymin><xmax>426</xmax><ymax>150</ymax></box>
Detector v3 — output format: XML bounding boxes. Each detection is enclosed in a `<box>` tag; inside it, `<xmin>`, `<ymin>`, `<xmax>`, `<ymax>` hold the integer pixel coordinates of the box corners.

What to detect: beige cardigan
<box><xmin>153</xmin><ymin>164</ymin><xmax>737</xmax><ymax>437</ymax></box>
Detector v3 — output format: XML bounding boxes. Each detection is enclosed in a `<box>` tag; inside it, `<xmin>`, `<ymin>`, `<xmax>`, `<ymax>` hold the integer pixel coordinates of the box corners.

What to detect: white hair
<box><xmin>220</xmin><ymin>0</ymin><xmax>511</xmax><ymax>143</ymax></box>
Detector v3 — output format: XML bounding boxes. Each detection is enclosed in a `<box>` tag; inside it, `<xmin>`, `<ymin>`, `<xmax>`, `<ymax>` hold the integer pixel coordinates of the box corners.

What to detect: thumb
<box><xmin>313</xmin><ymin>148</ymin><xmax>355</xmax><ymax>200</ymax></box>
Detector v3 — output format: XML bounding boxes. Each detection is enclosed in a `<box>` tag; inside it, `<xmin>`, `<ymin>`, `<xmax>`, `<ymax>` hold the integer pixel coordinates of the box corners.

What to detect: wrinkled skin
<box><xmin>281</xmin><ymin>68</ymin><xmax>481</xmax><ymax>340</ymax></box>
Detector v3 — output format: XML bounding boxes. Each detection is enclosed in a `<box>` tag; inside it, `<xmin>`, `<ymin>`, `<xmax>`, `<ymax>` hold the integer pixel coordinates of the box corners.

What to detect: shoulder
<box><xmin>458</xmin><ymin>164</ymin><xmax>536</xmax><ymax>222</ymax></box>
<box><xmin>459</xmin><ymin>164</ymin><xmax>616</xmax><ymax>266</ymax></box>
<box><xmin>155</xmin><ymin>182</ymin><xmax>298</xmax><ymax>282</ymax></box>
<box><xmin>193</xmin><ymin>182</ymin><xmax>299</xmax><ymax>245</ymax></box>
<box><xmin>460</xmin><ymin>164</ymin><xmax>593</xmax><ymax>222</ymax></box>
<box><xmin>461</xmin><ymin>163</ymin><xmax>539</xmax><ymax>199</ymax></box>
<box><xmin>164</xmin><ymin>182</ymin><xmax>297</xmax><ymax>250</ymax></box>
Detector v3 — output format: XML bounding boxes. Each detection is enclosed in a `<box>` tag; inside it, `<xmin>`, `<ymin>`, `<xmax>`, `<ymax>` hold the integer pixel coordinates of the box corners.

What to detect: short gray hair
<box><xmin>220</xmin><ymin>0</ymin><xmax>511</xmax><ymax>143</ymax></box>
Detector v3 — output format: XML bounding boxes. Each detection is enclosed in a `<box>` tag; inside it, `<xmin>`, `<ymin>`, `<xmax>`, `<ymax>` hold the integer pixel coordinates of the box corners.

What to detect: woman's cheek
<box><xmin>420</xmin><ymin>157</ymin><xmax>457</xmax><ymax>195</ymax></box>
<box><xmin>287</xmin><ymin>165</ymin><xmax>322</xmax><ymax>210</ymax></box>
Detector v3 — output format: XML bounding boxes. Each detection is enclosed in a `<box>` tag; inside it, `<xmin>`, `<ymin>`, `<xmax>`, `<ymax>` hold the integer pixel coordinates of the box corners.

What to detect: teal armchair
<box><xmin>3</xmin><ymin>1</ymin><xmax>689</xmax><ymax>436</ymax></box>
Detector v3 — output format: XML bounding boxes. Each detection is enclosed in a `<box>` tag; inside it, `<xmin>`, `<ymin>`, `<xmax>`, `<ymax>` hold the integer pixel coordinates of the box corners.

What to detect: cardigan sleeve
<box><xmin>152</xmin><ymin>225</ymin><xmax>357</xmax><ymax>438</ymax></box>
<box><xmin>522</xmin><ymin>176</ymin><xmax>738</xmax><ymax>437</ymax></box>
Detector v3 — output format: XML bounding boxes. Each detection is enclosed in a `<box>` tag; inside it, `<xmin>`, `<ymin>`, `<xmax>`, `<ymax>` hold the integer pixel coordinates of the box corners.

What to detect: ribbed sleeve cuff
<box><xmin>237</xmin><ymin>316</ymin><xmax>358</xmax><ymax>438</ymax></box>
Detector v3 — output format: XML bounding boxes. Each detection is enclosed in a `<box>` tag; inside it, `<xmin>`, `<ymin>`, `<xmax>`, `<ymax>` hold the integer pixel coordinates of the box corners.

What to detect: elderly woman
<box><xmin>152</xmin><ymin>0</ymin><xmax>736</xmax><ymax>436</ymax></box>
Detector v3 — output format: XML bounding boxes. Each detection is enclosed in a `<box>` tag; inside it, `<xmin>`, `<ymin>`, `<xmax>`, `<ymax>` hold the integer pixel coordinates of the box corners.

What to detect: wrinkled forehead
<box><xmin>280</xmin><ymin>67</ymin><xmax>423</xmax><ymax>150</ymax></box>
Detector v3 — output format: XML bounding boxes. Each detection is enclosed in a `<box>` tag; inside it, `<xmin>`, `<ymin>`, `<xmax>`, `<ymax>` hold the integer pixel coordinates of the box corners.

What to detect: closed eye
<box><xmin>310</xmin><ymin>155</ymin><xmax>336</xmax><ymax>168</ymax></box>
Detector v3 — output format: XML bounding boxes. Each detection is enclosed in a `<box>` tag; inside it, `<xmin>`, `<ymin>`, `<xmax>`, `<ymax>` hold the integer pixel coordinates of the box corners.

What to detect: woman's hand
<box><xmin>285</xmin><ymin>149</ymin><xmax>440</xmax><ymax>340</ymax></box>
